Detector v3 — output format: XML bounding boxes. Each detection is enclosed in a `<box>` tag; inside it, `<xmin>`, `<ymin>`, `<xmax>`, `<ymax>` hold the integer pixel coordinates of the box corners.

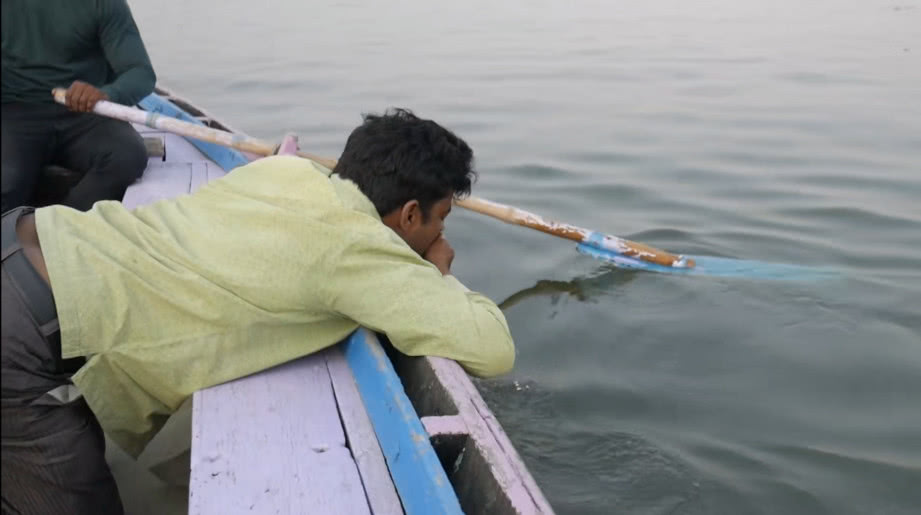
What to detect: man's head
<box><xmin>334</xmin><ymin>108</ymin><xmax>476</xmax><ymax>255</ymax></box>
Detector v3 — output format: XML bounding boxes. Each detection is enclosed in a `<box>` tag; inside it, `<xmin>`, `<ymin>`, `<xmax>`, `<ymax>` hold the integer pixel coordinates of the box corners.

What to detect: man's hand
<box><xmin>423</xmin><ymin>235</ymin><xmax>454</xmax><ymax>275</ymax></box>
<box><xmin>64</xmin><ymin>81</ymin><xmax>108</xmax><ymax>112</ymax></box>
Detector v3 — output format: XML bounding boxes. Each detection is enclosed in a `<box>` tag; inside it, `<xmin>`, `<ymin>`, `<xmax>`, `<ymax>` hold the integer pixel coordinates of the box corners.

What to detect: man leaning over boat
<box><xmin>1</xmin><ymin>0</ymin><xmax>156</xmax><ymax>213</ymax></box>
<box><xmin>0</xmin><ymin>108</ymin><xmax>516</xmax><ymax>514</ymax></box>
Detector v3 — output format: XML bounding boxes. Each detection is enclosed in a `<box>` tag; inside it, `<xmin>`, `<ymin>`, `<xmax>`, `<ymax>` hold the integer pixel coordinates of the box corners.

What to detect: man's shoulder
<box><xmin>199</xmin><ymin>156</ymin><xmax>351</xmax><ymax>217</ymax></box>
<box><xmin>218</xmin><ymin>156</ymin><xmax>332</xmax><ymax>188</ymax></box>
<box><xmin>233</xmin><ymin>155</ymin><xmax>328</xmax><ymax>176</ymax></box>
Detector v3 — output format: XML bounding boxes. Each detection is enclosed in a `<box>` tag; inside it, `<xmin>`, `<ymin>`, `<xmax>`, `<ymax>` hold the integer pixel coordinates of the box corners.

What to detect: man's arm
<box><xmin>325</xmin><ymin>234</ymin><xmax>515</xmax><ymax>378</ymax></box>
<box><xmin>96</xmin><ymin>0</ymin><xmax>156</xmax><ymax>106</ymax></box>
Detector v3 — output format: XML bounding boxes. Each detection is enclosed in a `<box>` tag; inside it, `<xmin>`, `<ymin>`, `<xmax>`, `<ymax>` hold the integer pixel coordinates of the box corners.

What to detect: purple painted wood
<box><xmin>426</xmin><ymin>357</ymin><xmax>555</xmax><ymax>514</ymax></box>
<box><xmin>189</xmin><ymin>354</ymin><xmax>372</xmax><ymax>515</ymax></box>
<box><xmin>325</xmin><ymin>349</ymin><xmax>403</xmax><ymax>515</ymax></box>
<box><xmin>189</xmin><ymin>161</ymin><xmax>211</xmax><ymax>194</ymax></box>
<box><xmin>343</xmin><ymin>330</ymin><xmax>463</xmax><ymax>514</ymax></box>
<box><xmin>420</xmin><ymin>415</ymin><xmax>468</xmax><ymax>437</ymax></box>
<box><xmin>205</xmin><ymin>162</ymin><xmax>225</xmax><ymax>183</ymax></box>
<box><xmin>276</xmin><ymin>133</ymin><xmax>299</xmax><ymax>156</ymax></box>
<box><xmin>122</xmin><ymin>162</ymin><xmax>192</xmax><ymax>208</ymax></box>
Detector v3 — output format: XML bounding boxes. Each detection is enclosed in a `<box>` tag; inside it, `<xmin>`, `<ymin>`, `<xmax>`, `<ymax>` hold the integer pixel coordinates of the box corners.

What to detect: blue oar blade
<box><xmin>575</xmin><ymin>243</ymin><xmax>836</xmax><ymax>280</ymax></box>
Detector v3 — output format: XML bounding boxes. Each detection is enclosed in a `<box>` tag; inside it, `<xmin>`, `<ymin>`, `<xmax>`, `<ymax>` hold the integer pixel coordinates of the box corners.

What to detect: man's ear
<box><xmin>398</xmin><ymin>199</ymin><xmax>422</xmax><ymax>231</ymax></box>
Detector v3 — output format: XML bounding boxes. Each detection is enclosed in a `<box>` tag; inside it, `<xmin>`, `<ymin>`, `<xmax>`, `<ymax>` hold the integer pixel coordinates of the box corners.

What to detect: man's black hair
<box><xmin>333</xmin><ymin>108</ymin><xmax>476</xmax><ymax>220</ymax></box>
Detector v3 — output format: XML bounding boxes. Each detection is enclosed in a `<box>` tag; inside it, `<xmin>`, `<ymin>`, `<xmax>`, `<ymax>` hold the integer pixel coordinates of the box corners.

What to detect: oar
<box><xmin>53</xmin><ymin>88</ymin><xmax>695</xmax><ymax>270</ymax></box>
<box><xmin>456</xmin><ymin>196</ymin><xmax>693</xmax><ymax>267</ymax></box>
<box><xmin>51</xmin><ymin>89</ymin><xmax>335</xmax><ymax>167</ymax></box>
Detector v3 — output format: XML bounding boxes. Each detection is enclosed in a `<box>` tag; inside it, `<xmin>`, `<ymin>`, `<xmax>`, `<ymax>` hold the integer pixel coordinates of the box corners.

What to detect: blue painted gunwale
<box><xmin>343</xmin><ymin>329</ymin><xmax>464</xmax><ymax>515</ymax></box>
<box><xmin>137</xmin><ymin>93</ymin><xmax>250</xmax><ymax>172</ymax></box>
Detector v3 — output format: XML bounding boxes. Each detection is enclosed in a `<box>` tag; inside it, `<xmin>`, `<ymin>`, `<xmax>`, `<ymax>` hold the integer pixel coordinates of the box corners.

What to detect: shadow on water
<box><xmin>497</xmin><ymin>250</ymin><xmax>839</xmax><ymax>314</ymax></box>
<box><xmin>498</xmin><ymin>264</ymin><xmax>639</xmax><ymax>311</ymax></box>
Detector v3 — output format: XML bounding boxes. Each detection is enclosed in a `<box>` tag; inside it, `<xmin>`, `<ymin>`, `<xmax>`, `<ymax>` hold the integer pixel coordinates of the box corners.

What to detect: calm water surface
<box><xmin>131</xmin><ymin>1</ymin><xmax>920</xmax><ymax>513</ymax></box>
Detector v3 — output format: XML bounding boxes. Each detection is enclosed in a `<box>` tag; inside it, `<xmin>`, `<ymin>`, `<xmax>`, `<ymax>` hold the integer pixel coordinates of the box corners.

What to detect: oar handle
<box><xmin>53</xmin><ymin>88</ymin><xmax>344</xmax><ymax>170</ymax></box>
<box><xmin>52</xmin><ymin>88</ymin><xmax>284</xmax><ymax>157</ymax></box>
<box><xmin>52</xmin><ymin>89</ymin><xmax>692</xmax><ymax>268</ymax></box>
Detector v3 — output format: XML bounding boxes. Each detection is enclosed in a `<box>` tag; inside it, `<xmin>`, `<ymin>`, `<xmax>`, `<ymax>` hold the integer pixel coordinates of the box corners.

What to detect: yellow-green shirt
<box><xmin>35</xmin><ymin>156</ymin><xmax>514</xmax><ymax>457</ymax></box>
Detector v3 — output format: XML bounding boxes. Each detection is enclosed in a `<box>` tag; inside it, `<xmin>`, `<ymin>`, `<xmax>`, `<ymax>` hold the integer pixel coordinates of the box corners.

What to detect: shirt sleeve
<box><xmin>324</xmin><ymin>234</ymin><xmax>515</xmax><ymax>378</ymax></box>
<box><xmin>97</xmin><ymin>0</ymin><xmax>156</xmax><ymax>105</ymax></box>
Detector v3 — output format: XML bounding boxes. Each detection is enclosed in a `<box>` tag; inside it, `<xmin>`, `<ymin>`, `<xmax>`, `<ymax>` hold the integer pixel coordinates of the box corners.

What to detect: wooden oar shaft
<box><xmin>456</xmin><ymin>197</ymin><xmax>691</xmax><ymax>268</ymax></box>
<box><xmin>297</xmin><ymin>152</ymin><xmax>337</xmax><ymax>170</ymax></box>
<box><xmin>53</xmin><ymin>90</ymin><xmax>691</xmax><ymax>268</ymax></box>
<box><xmin>455</xmin><ymin>196</ymin><xmax>587</xmax><ymax>243</ymax></box>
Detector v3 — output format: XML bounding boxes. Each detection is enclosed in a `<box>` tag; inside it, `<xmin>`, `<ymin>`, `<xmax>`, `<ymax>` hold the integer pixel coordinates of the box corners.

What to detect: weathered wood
<box><xmin>189</xmin><ymin>161</ymin><xmax>210</xmax><ymax>194</ymax></box>
<box><xmin>189</xmin><ymin>355</ymin><xmax>371</xmax><ymax>515</ymax></box>
<box><xmin>205</xmin><ymin>161</ymin><xmax>224</xmax><ymax>183</ymax></box>
<box><xmin>343</xmin><ymin>329</ymin><xmax>463</xmax><ymax>515</ymax></box>
<box><xmin>325</xmin><ymin>349</ymin><xmax>403</xmax><ymax>515</ymax></box>
<box><xmin>121</xmin><ymin>162</ymin><xmax>192</xmax><ymax>208</ymax></box>
<box><xmin>135</xmin><ymin>93</ymin><xmax>250</xmax><ymax>172</ymax></box>
<box><xmin>421</xmin><ymin>415</ymin><xmax>468</xmax><ymax>438</ymax></box>
<box><xmin>394</xmin><ymin>353</ymin><xmax>555</xmax><ymax>515</ymax></box>
<box><xmin>143</xmin><ymin>137</ymin><xmax>165</xmax><ymax>158</ymax></box>
<box><xmin>153</xmin><ymin>86</ymin><xmax>240</xmax><ymax>134</ymax></box>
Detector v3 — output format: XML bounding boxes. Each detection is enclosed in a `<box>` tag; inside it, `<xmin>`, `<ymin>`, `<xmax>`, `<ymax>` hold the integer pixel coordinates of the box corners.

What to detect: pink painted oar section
<box><xmin>275</xmin><ymin>133</ymin><xmax>300</xmax><ymax>156</ymax></box>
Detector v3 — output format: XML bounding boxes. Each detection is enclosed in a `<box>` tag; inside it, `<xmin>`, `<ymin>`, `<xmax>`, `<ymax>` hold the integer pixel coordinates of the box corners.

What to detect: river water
<box><xmin>129</xmin><ymin>1</ymin><xmax>920</xmax><ymax>513</ymax></box>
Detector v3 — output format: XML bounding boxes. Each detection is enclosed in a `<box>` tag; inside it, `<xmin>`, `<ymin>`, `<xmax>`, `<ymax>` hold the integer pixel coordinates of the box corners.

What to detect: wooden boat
<box><xmin>41</xmin><ymin>86</ymin><xmax>554</xmax><ymax>514</ymax></box>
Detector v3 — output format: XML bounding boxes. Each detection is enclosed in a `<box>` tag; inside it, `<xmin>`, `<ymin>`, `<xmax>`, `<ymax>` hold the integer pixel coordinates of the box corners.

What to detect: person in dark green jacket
<box><xmin>1</xmin><ymin>0</ymin><xmax>157</xmax><ymax>213</ymax></box>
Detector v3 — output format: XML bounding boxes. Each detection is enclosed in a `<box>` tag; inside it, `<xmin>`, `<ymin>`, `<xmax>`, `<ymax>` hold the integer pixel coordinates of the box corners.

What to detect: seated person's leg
<box><xmin>2</xmin><ymin>260</ymin><xmax>123</xmax><ymax>514</ymax></box>
<box><xmin>1</xmin><ymin>105</ymin><xmax>55</xmax><ymax>213</ymax></box>
<box><xmin>1</xmin><ymin>400</ymin><xmax>125</xmax><ymax>515</ymax></box>
<box><xmin>55</xmin><ymin>115</ymin><xmax>147</xmax><ymax>211</ymax></box>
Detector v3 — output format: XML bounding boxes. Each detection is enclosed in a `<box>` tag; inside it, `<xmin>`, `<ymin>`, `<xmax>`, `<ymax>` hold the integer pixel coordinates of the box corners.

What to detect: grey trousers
<box><xmin>1</xmin><ymin>207</ymin><xmax>123</xmax><ymax>515</ymax></box>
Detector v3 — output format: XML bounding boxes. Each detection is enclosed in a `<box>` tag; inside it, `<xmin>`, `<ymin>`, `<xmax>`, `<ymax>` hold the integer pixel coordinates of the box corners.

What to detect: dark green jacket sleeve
<box><xmin>97</xmin><ymin>0</ymin><xmax>156</xmax><ymax>105</ymax></box>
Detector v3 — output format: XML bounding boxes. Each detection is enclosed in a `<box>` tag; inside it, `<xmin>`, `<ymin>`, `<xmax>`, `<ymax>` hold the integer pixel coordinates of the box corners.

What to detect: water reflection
<box><xmin>498</xmin><ymin>265</ymin><xmax>638</xmax><ymax>311</ymax></box>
